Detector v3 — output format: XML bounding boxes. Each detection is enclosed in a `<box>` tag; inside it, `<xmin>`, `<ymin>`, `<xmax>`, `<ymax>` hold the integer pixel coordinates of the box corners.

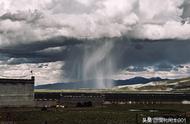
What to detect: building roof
<box><xmin>0</xmin><ymin>76</ymin><xmax>34</xmax><ymax>84</ymax></box>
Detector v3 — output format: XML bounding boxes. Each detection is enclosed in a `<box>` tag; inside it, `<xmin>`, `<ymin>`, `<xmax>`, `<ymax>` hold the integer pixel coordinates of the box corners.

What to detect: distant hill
<box><xmin>117</xmin><ymin>77</ymin><xmax>190</xmax><ymax>92</ymax></box>
<box><xmin>35</xmin><ymin>81</ymin><xmax>101</xmax><ymax>90</ymax></box>
<box><xmin>35</xmin><ymin>77</ymin><xmax>166</xmax><ymax>90</ymax></box>
<box><xmin>114</xmin><ymin>77</ymin><xmax>165</xmax><ymax>86</ymax></box>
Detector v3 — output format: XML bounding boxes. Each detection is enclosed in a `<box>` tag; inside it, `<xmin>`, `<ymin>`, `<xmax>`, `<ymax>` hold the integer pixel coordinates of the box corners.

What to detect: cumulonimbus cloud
<box><xmin>1</xmin><ymin>0</ymin><xmax>190</xmax><ymax>85</ymax></box>
<box><xmin>0</xmin><ymin>0</ymin><xmax>190</xmax><ymax>47</ymax></box>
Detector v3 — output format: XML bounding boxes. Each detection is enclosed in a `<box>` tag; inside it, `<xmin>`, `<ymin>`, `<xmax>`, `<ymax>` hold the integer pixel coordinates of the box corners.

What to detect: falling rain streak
<box><xmin>83</xmin><ymin>41</ymin><xmax>115</xmax><ymax>88</ymax></box>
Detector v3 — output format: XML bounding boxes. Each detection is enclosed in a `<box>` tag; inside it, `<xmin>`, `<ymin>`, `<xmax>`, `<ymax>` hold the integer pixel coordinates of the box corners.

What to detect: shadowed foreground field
<box><xmin>0</xmin><ymin>104</ymin><xmax>190</xmax><ymax>124</ymax></box>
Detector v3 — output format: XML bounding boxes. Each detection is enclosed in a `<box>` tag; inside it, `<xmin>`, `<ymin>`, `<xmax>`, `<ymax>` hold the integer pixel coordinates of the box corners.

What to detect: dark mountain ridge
<box><xmin>35</xmin><ymin>77</ymin><xmax>167</xmax><ymax>90</ymax></box>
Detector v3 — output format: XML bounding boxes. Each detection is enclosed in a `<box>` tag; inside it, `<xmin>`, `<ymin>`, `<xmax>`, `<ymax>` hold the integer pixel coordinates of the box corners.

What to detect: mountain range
<box><xmin>35</xmin><ymin>77</ymin><xmax>166</xmax><ymax>90</ymax></box>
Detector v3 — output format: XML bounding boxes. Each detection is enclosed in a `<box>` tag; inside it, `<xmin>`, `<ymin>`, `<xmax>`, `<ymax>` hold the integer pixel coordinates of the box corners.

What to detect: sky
<box><xmin>0</xmin><ymin>0</ymin><xmax>190</xmax><ymax>86</ymax></box>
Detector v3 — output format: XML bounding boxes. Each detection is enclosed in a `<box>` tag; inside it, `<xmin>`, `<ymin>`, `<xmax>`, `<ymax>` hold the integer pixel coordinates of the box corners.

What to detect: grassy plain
<box><xmin>0</xmin><ymin>104</ymin><xmax>190</xmax><ymax>124</ymax></box>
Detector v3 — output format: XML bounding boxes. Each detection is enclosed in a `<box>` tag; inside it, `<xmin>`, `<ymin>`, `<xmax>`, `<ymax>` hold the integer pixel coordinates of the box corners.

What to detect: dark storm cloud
<box><xmin>1</xmin><ymin>35</ymin><xmax>190</xmax><ymax>80</ymax></box>
<box><xmin>126</xmin><ymin>39</ymin><xmax>190</xmax><ymax>66</ymax></box>
<box><xmin>0</xmin><ymin>36</ymin><xmax>83</xmax><ymax>64</ymax></box>
<box><xmin>114</xmin><ymin>38</ymin><xmax>190</xmax><ymax>68</ymax></box>
<box><xmin>1</xmin><ymin>37</ymin><xmax>190</xmax><ymax>66</ymax></box>
<box><xmin>61</xmin><ymin>38</ymin><xmax>190</xmax><ymax>80</ymax></box>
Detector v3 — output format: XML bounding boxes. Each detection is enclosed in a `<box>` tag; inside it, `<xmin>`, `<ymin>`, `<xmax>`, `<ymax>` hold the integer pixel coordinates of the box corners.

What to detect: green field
<box><xmin>0</xmin><ymin>104</ymin><xmax>190</xmax><ymax>124</ymax></box>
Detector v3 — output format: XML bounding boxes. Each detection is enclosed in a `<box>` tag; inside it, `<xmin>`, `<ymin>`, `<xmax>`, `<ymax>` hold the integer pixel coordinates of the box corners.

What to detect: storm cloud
<box><xmin>0</xmin><ymin>0</ymin><xmax>190</xmax><ymax>43</ymax></box>
<box><xmin>1</xmin><ymin>37</ymin><xmax>190</xmax><ymax>83</ymax></box>
<box><xmin>0</xmin><ymin>0</ymin><xmax>190</xmax><ymax>85</ymax></box>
